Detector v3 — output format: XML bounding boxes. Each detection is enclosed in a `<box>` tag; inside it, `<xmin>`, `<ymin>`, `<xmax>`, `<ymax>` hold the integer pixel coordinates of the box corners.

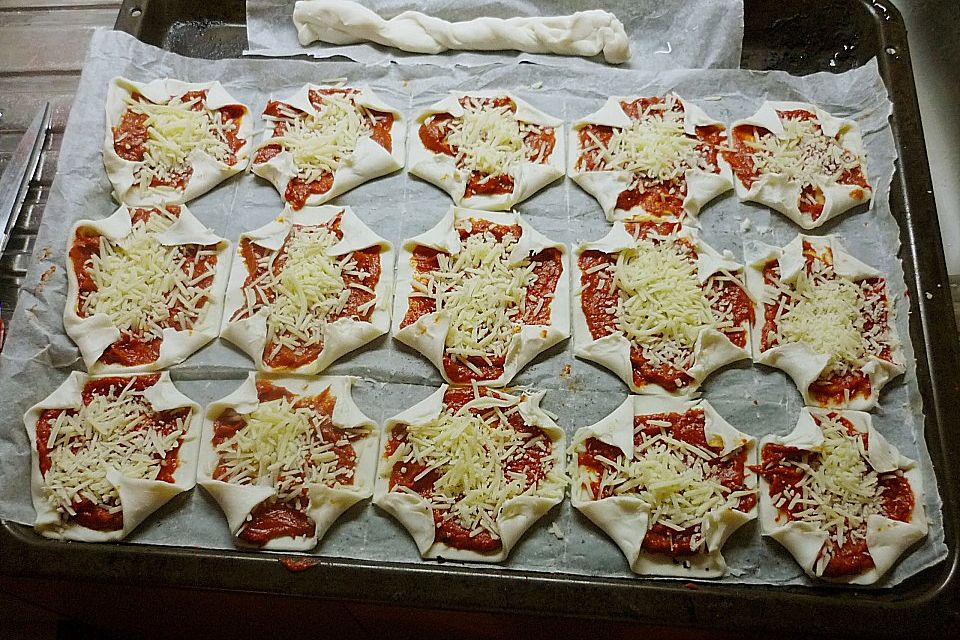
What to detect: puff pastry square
<box><xmin>250</xmin><ymin>84</ymin><xmax>404</xmax><ymax>209</ymax></box>
<box><xmin>220</xmin><ymin>205</ymin><xmax>394</xmax><ymax>374</ymax></box>
<box><xmin>409</xmin><ymin>92</ymin><xmax>564</xmax><ymax>210</ymax></box>
<box><xmin>755</xmin><ymin>408</ymin><xmax>926</xmax><ymax>584</ymax></box>
<box><xmin>725</xmin><ymin>101</ymin><xmax>872</xmax><ymax>229</ymax></box>
<box><xmin>569</xmin><ymin>94</ymin><xmax>733</xmax><ymax>222</ymax></box>
<box><xmin>570</xmin><ymin>396</ymin><xmax>757</xmax><ymax>577</ymax></box>
<box><xmin>24</xmin><ymin>371</ymin><xmax>201</xmax><ymax>541</ymax></box>
<box><xmin>65</xmin><ymin>204</ymin><xmax>230</xmax><ymax>373</ymax></box>
<box><xmin>574</xmin><ymin>221</ymin><xmax>752</xmax><ymax>395</ymax></box>
<box><xmin>393</xmin><ymin>206</ymin><xmax>569</xmax><ymax>386</ymax></box>
<box><xmin>374</xmin><ymin>385</ymin><xmax>566</xmax><ymax>562</ymax></box>
<box><xmin>198</xmin><ymin>373</ymin><xmax>377</xmax><ymax>551</ymax></box>
<box><xmin>746</xmin><ymin>234</ymin><xmax>904</xmax><ymax>410</ymax></box>
<box><xmin>104</xmin><ymin>77</ymin><xmax>253</xmax><ymax>205</ymax></box>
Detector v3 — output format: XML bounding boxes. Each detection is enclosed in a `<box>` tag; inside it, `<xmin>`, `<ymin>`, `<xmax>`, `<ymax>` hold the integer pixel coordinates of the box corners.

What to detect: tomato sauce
<box><xmin>71</xmin><ymin>208</ymin><xmax>217</xmax><ymax>367</ymax></box>
<box><xmin>214</xmin><ymin>380</ymin><xmax>359</xmax><ymax>546</ymax></box>
<box><xmin>401</xmin><ymin>220</ymin><xmax>561</xmax><ymax>383</ymax></box>
<box><xmin>35</xmin><ymin>374</ymin><xmax>186</xmax><ymax>532</ymax></box>
<box><xmin>578</xmin><ymin>410</ymin><xmax>754</xmax><ymax>557</ymax></box>
<box><xmin>754</xmin><ymin>415</ymin><xmax>915</xmax><ymax>577</ymax></box>
<box><xmin>387</xmin><ymin>386</ymin><xmax>551</xmax><ymax>553</ymax></box>
<box><xmin>418</xmin><ymin>96</ymin><xmax>554</xmax><ymax>198</ymax></box>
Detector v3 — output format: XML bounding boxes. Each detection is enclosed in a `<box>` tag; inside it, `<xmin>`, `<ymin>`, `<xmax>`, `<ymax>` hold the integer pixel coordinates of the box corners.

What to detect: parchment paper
<box><xmin>246</xmin><ymin>0</ymin><xmax>744</xmax><ymax>71</ymax></box>
<box><xmin>0</xmin><ymin>29</ymin><xmax>945</xmax><ymax>588</ymax></box>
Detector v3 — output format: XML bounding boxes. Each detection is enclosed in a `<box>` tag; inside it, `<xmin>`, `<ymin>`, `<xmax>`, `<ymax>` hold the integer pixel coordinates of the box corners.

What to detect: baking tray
<box><xmin>1</xmin><ymin>0</ymin><xmax>958</xmax><ymax>636</ymax></box>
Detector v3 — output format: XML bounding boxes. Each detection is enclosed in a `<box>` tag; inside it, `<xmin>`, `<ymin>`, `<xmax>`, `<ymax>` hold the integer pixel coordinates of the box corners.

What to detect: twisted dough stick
<box><xmin>293</xmin><ymin>0</ymin><xmax>631</xmax><ymax>64</ymax></box>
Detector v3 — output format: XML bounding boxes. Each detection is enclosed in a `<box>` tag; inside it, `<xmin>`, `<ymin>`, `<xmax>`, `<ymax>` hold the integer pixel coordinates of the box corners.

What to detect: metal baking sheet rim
<box><xmin>0</xmin><ymin>0</ymin><xmax>956</xmax><ymax>635</ymax></box>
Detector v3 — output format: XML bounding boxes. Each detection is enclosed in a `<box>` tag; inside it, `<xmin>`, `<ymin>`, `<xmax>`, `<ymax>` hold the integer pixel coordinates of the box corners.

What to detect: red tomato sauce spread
<box><xmin>112</xmin><ymin>91</ymin><xmax>246</xmax><ymax>191</ymax></box>
<box><xmin>760</xmin><ymin>241</ymin><xmax>892</xmax><ymax>405</ymax></box>
<box><xmin>399</xmin><ymin>218</ymin><xmax>562</xmax><ymax>383</ymax></box>
<box><xmin>753</xmin><ymin>414</ymin><xmax>914</xmax><ymax>577</ymax></box>
<box><xmin>385</xmin><ymin>387</ymin><xmax>553</xmax><ymax>553</ymax></box>
<box><xmin>212</xmin><ymin>380</ymin><xmax>359</xmax><ymax>546</ymax></box>
<box><xmin>254</xmin><ymin>89</ymin><xmax>395</xmax><ymax>210</ymax></box>
<box><xmin>578</xmin><ymin>409</ymin><xmax>754</xmax><ymax>557</ymax></box>
<box><xmin>577</xmin><ymin>222</ymin><xmax>752</xmax><ymax>392</ymax></box>
<box><xmin>576</xmin><ymin>97</ymin><xmax>725</xmax><ymax>217</ymax></box>
<box><xmin>724</xmin><ymin>109</ymin><xmax>869</xmax><ymax>222</ymax></box>
<box><xmin>418</xmin><ymin>96</ymin><xmax>556</xmax><ymax>198</ymax></box>
<box><xmin>69</xmin><ymin>206</ymin><xmax>218</xmax><ymax>368</ymax></box>
<box><xmin>232</xmin><ymin>213</ymin><xmax>382</xmax><ymax>370</ymax></box>
<box><xmin>35</xmin><ymin>374</ymin><xmax>187</xmax><ymax>532</ymax></box>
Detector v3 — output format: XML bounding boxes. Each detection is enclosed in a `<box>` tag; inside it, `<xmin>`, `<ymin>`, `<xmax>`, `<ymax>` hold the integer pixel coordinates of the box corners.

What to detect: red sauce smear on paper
<box><xmin>399</xmin><ymin>218</ymin><xmax>562</xmax><ymax>383</ymax></box>
<box><xmin>753</xmin><ymin>415</ymin><xmax>914</xmax><ymax>577</ymax></box>
<box><xmin>578</xmin><ymin>409</ymin><xmax>754</xmax><ymax>557</ymax></box>
<box><xmin>386</xmin><ymin>387</ymin><xmax>552</xmax><ymax>554</ymax></box>
<box><xmin>34</xmin><ymin>374</ymin><xmax>187</xmax><ymax>532</ymax></box>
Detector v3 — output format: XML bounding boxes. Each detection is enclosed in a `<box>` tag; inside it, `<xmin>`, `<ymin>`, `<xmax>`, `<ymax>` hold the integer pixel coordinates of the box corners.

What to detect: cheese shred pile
<box><xmin>583</xmin><ymin>413</ymin><xmax>753</xmax><ymax>553</ymax></box>
<box><xmin>386</xmin><ymin>400</ymin><xmax>564</xmax><ymax>542</ymax></box>
<box><xmin>411</xmin><ymin>226</ymin><xmax>537</xmax><ymax>374</ymax></box>
<box><xmin>40</xmin><ymin>379</ymin><xmax>187</xmax><ymax>522</ymax></box>
<box><xmin>122</xmin><ymin>93</ymin><xmax>238</xmax><ymax>189</ymax></box>
<box><xmin>746</xmin><ymin>115</ymin><xmax>863</xmax><ymax>186</ymax></box>
<box><xmin>214</xmin><ymin>394</ymin><xmax>360</xmax><ymax>505</ymax></box>
<box><xmin>81</xmin><ymin>209</ymin><xmax>215</xmax><ymax>338</ymax></box>
<box><xmin>258</xmin><ymin>93</ymin><xmax>371</xmax><ymax>182</ymax></box>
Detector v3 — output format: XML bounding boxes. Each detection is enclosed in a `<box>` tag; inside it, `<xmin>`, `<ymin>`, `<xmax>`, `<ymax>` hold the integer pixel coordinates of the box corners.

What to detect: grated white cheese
<box><xmin>39</xmin><ymin>378</ymin><xmax>187</xmax><ymax>523</ymax></box>
<box><xmin>214</xmin><ymin>391</ymin><xmax>359</xmax><ymax>501</ymax></box>
<box><xmin>122</xmin><ymin>93</ymin><xmax>238</xmax><ymax>191</ymax></box>
<box><xmin>386</xmin><ymin>400</ymin><xmax>565</xmax><ymax>542</ymax></box>
<box><xmin>581</xmin><ymin>411</ymin><xmax>752</xmax><ymax>553</ymax></box>
<box><xmin>258</xmin><ymin>92</ymin><xmax>371</xmax><ymax>183</ymax></box>
<box><xmin>416</xmin><ymin>225</ymin><xmax>537</xmax><ymax>369</ymax></box>
<box><xmin>81</xmin><ymin>209</ymin><xmax>214</xmax><ymax>340</ymax></box>
<box><xmin>745</xmin><ymin>114</ymin><xmax>863</xmax><ymax>187</ymax></box>
<box><xmin>581</xmin><ymin>95</ymin><xmax>711</xmax><ymax>185</ymax></box>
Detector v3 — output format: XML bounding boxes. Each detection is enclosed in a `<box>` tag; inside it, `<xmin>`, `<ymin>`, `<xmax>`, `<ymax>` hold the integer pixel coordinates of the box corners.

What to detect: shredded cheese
<box><xmin>581</xmin><ymin>411</ymin><xmax>752</xmax><ymax>553</ymax></box>
<box><xmin>386</xmin><ymin>399</ymin><xmax>564</xmax><ymax>542</ymax></box>
<box><xmin>214</xmin><ymin>393</ymin><xmax>360</xmax><ymax>502</ymax></box>
<box><xmin>581</xmin><ymin>95</ymin><xmax>711</xmax><ymax>184</ymax></box>
<box><xmin>123</xmin><ymin>93</ymin><xmax>238</xmax><ymax>190</ymax></box>
<box><xmin>746</xmin><ymin>114</ymin><xmax>863</xmax><ymax>186</ymax></box>
<box><xmin>414</xmin><ymin>224</ymin><xmax>536</xmax><ymax>369</ymax></box>
<box><xmin>258</xmin><ymin>93</ymin><xmax>371</xmax><ymax>182</ymax></box>
<box><xmin>81</xmin><ymin>209</ymin><xmax>215</xmax><ymax>339</ymax></box>
<box><xmin>765</xmin><ymin>414</ymin><xmax>902</xmax><ymax>575</ymax></box>
<box><xmin>40</xmin><ymin>378</ymin><xmax>187</xmax><ymax>522</ymax></box>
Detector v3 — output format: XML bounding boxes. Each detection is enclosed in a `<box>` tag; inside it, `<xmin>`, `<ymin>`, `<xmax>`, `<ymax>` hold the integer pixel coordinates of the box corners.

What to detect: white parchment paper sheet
<box><xmin>246</xmin><ymin>0</ymin><xmax>744</xmax><ymax>71</ymax></box>
<box><xmin>0</xmin><ymin>29</ymin><xmax>946</xmax><ymax>588</ymax></box>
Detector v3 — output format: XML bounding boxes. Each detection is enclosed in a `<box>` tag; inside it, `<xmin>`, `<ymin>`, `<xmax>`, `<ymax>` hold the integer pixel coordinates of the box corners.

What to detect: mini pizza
<box><xmin>393</xmin><ymin>206</ymin><xmax>569</xmax><ymax>386</ymax></box>
<box><xmin>198</xmin><ymin>373</ymin><xmax>377</xmax><ymax>551</ymax></box>
<box><xmin>409</xmin><ymin>91</ymin><xmax>564</xmax><ymax>210</ymax></box>
<box><xmin>570</xmin><ymin>396</ymin><xmax>756</xmax><ymax>577</ymax></box>
<box><xmin>24</xmin><ymin>371</ymin><xmax>201</xmax><ymax>542</ymax></box>
<box><xmin>574</xmin><ymin>221</ymin><xmax>753</xmax><ymax>395</ymax></box>
<box><xmin>724</xmin><ymin>101</ymin><xmax>872</xmax><ymax>229</ymax></box>
<box><xmin>104</xmin><ymin>77</ymin><xmax>252</xmax><ymax>205</ymax></box>
<box><xmin>569</xmin><ymin>93</ymin><xmax>733</xmax><ymax>222</ymax></box>
<box><xmin>746</xmin><ymin>235</ymin><xmax>904</xmax><ymax>410</ymax></box>
<box><xmin>220</xmin><ymin>205</ymin><xmax>393</xmax><ymax>374</ymax></box>
<box><xmin>250</xmin><ymin>84</ymin><xmax>404</xmax><ymax>210</ymax></box>
<box><xmin>64</xmin><ymin>204</ymin><xmax>230</xmax><ymax>372</ymax></box>
<box><xmin>374</xmin><ymin>385</ymin><xmax>565</xmax><ymax>562</ymax></box>
<box><xmin>754</xmin><ymin>408</ymin><xmax>926</xmax><ymax>584</ymax></box>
